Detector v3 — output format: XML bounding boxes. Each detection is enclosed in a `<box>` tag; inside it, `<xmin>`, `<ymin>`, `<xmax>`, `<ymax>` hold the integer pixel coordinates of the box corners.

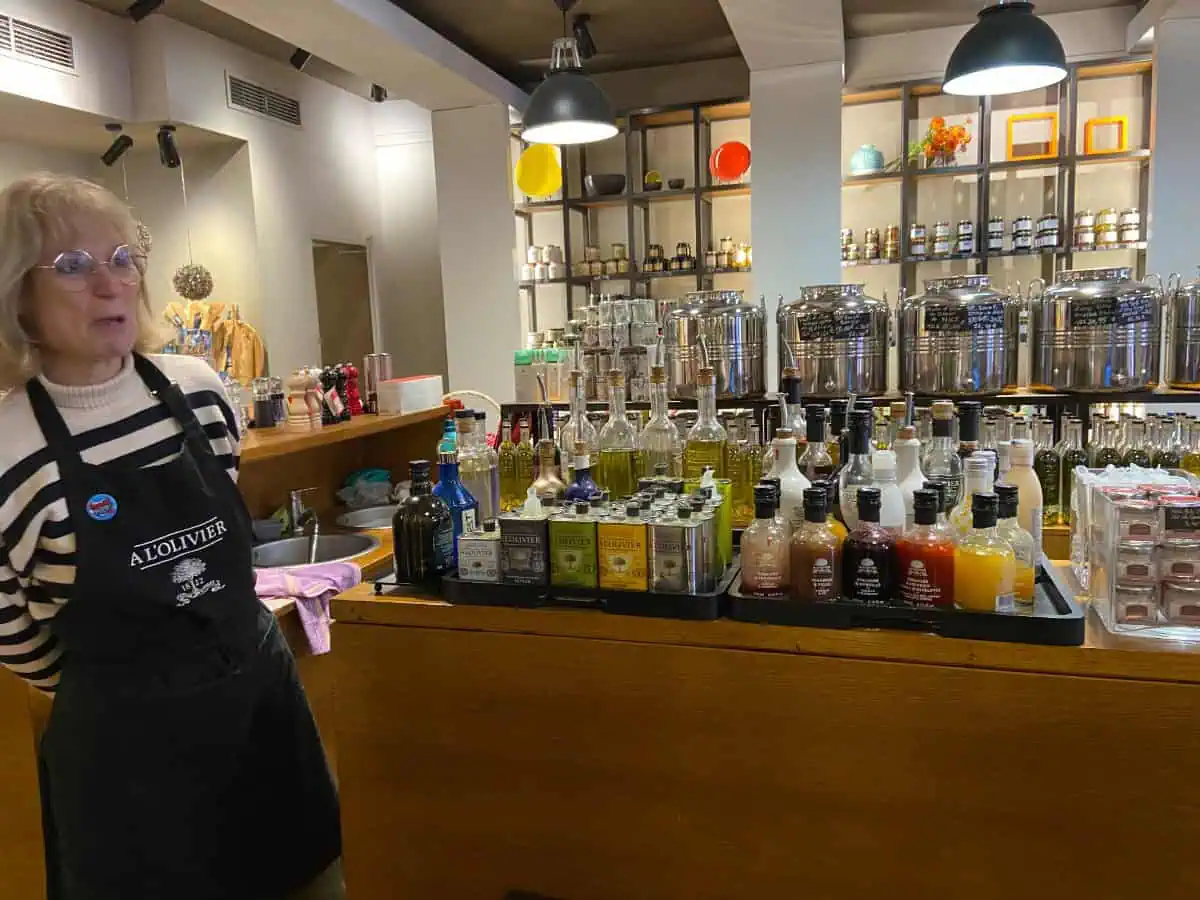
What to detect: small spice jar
<box><xmin>1114</xmin><ymin>499</ymin><xmax>1158</xmax><ymax>544</ymax></box>
<box><xmin>1156</xmin><ymin>542</ymin><xmax>1200</xmax><ymax>582</ymax></box>
<box><xmin>987</xmin><ymin>216</ymin><xmax>1004</xmax><ymax>251</ymax></box>
<box><xmin>1115</xmin><ymin>544</ymin><xmax>1157</xmax><ymax>584</ymax></box>
<box><xmin>1113</xmin><ymin>583</ymin><xmax>1159</xmax><ymax>625</ymax></box>
<box><xmin>1162</xmin><ymin>580</ymin><xmax>1200</xmax><ymax>625</ymax></box>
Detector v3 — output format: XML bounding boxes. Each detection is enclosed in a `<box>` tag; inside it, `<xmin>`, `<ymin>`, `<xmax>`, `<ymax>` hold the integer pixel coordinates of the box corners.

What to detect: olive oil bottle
<box><xmin>597</xmin><ymin>370</ymin><xmax>638</xmax><ymax>501</ymax></box>
<box><xmin>683</xmin><ymin>365</ymin><xmax>728</xmax><ymax>478</ymax></box>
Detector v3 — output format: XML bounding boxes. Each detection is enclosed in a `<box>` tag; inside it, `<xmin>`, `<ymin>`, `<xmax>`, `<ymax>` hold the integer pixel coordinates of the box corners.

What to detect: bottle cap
<box><xmin>890</xmin><ymin>400</ymin><xmax>907</xmax><ymax>420</ymax></box>
<box><xmin>806</xmin><ymin>405</ymin><xmax>826</xmax><ymax>441</ymax></box>
<box><xmin>856</xmin><ymin>486</ymin><xmax>882</xmax><ymax>521</ymax></box>
<box><xmin>1009</xmin><ymin>438</ymin><xmax>1034</xmax><ymax>465</ymax></box>
<box><xmin>932</xmin><ymin>400</ymin><xmax>954</xmax><ymax>421</ymax></box>
<box><xmin>872</xmin><ymin>449</ymin><xmax>897</xmax><ymax>479</ymax></box>
<box><xmin>972</xmin><ymin>491</ymin><xmax>999</xmax><ymax>528</ymax></box>
<box><xmin>828</xmin><ymin>399</ymin><xmax>848</xmax><ymax>434</ymax></box>
<box><xmin>958</xmin><ymin>400</ymin><xmax>981</xmax><ymax>441</ymax></box>
<box><xmin>541</xmin><ymin>497</ymin><xmax>557</xmax><ymax>508</ymax></box>
<box><xmin>774</xmin><ymin>426</ymin><xmax>795</xmax><ymax>441</ymax></box>
<box><xmin>654</xmin><ymin>464</ymin><xmax>668</xmax><ymax>476</ymax></box>
<box><xmin>474</xmin><ymin>410</ymin><xmax>486</xmax><ymax>421</ymax></box>
<box><xmin>854</xmin><ymin>399</ymin><xmax>874</xmax><ymax>413</ymax></box>
<box><xmin>922</xmin><ymin>479</ymin><xmax>946</xmax><ymax>512</ymax></box>
<box><xmin>803</xmin><ymin>486</ymin><xmax>827</xmax><ymax>522</ymax></box>
<box><xmin>995</xmin><ymin>483</ymin><xmax>1019</xmax><ymax>519</ymax></box>
<box><xmin>454</xmin><ymin>409</ymin><xmax>474</xmax><ymax>419</ymax></box>
<box><xmin>438</xmin><ymin>450</ymin><xmax>457</xmax><ymax>465</ymax></box>
<box><xmin>677</xmin><ymin>505</ymin><xmax>692</xmax><ymax>519</ymax></box>
<box><xmin>753</xmin><ymin>485</ymin><xmax>777</xmax><ymax>518</ymax></box>
<box><xmin>625</xmin><ymin>504</ymin><xmax>640</xmax><ymax>517</ymax></box>
<box><xmin>575</xmin><ymin>502</ymin><xmax>590</xmax><ymax>515</ymax></box>
<box><xmin>912</xmin><ymin>489</ymin><xmax>938</xmax><ymax>525</ymax></box>
<box><xmin>410</xmin><ymin>459</ymin><xmax>430</xmax><ymax>477</ymax></box>
<box><xmin>762</xmin><ymin>477</ymin><xmax>782</xmax><ymax>508</ymax></box>
<box><xmin>522</xmin><ymin>486</ymin><xmax>542</xmax><ymax>517</ymax></box>
<box><xmin>483</xmin><ymin>519</ymin><xmax>497</xmax><ymax>532</ymax></box>
<box><xmin>897</xmin><ymin>425</ymin><xmax>916</xmax><ymax>441</ymax></box>
<box><xmin>964</xmin><ymin>452</ymin><xmax>993</xmax><ymax>475</ymax></box>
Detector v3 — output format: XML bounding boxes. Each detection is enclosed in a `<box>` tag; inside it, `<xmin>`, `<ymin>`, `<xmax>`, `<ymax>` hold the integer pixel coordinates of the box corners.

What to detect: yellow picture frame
<box><xmin>1083</xmin><ymin>116</ymin><xmax>1129</xmax><ymax>155</ymax></box>
<box><xmin>1006</xmin><ymin>112</ymin><xmax>1059</xmax><ymax>161</ymax></box>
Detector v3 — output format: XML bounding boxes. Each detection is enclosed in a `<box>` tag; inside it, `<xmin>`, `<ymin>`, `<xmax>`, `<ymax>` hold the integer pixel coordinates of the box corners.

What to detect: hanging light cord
<box><xmin>178</xmin><ymin>158</ymin><xmax>194</xmax><ymax>265</ymax></box>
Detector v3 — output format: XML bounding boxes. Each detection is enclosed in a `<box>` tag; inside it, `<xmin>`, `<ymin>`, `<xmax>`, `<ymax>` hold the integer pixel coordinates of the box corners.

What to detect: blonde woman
<box><xmin>0</xmin><ymin>174</ymin><xmax>342</xmax><ymax>899</ymax></box>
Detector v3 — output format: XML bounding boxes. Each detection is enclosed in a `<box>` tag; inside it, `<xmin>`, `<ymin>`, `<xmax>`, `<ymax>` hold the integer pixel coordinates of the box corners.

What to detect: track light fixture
<box><xmin>290</xmin><ymin>48</ymin><xmax>312</xmax><ymax>71</ymax></box>
<box><xmin>156</xmin><ymin>124</ymin><xmax>181</xmax><ymax>169</ymax></box>
<box><xmin>127</xmin><ymin>0</ymin><xmax>165</xmax><ymax>23</ymax></box>
<box><xmin>101</xmin><ymin>124</ymin><xmax>134</xmax><ymax>167</ymax></box>
<box><xmin>572</xmin><ymin>14</ymin><xmax>596</xmax><ymax>60</ymax></box>
<box><xmin>370</xmin><ymin>84</ymin><xmax>387</xmax><ymax>103</ymax></box>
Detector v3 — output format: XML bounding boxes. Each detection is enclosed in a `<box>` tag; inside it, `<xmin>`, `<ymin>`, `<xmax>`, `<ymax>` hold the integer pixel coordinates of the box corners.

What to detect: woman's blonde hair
<box><xmin>0</xmin><ymin>172</ymin><xmax>161</xmax><ymax>389</ymax></box>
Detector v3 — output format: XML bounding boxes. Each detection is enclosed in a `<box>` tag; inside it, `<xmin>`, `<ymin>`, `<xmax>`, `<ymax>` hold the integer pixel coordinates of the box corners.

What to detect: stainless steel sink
<box><xmin>253</xmin><ymin>533</ymin><xmax>380</xmax><ymax>568</ymax></box>
<box><xmin>335</xmin><ymin>505</ymin><xmax>397</xmax><ymax>530</ymax></box>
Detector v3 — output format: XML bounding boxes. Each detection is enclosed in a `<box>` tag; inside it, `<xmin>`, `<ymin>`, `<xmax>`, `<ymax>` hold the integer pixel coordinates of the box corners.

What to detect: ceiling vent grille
<box><xmin>227</xmin><ymin>74</ymin><xmax>302</xmax><ymax>127</ymax></box>
<box><xmin>7</xmin><ymin>17</ymin><xmax>75</xmax><ymax>71</ymax></box>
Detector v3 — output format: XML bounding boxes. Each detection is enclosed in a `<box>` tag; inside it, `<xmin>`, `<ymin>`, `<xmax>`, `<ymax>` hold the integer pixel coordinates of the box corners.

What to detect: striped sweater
<box><xmin>0</xmin><ymin>354</ymin><xmax>239</xmax><ymax>692</ymax></box>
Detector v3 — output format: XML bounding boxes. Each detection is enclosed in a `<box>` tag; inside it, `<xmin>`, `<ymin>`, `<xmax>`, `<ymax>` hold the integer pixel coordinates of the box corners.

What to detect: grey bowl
<box><xmin>584</xmin><ymin>173</ymin><xmax>625</xmax><ymax>196</ymax></box>
<box><xmin>668</xmin><ymin>178</ymin><xmax>686</xmax><ymax>190</ymax></box>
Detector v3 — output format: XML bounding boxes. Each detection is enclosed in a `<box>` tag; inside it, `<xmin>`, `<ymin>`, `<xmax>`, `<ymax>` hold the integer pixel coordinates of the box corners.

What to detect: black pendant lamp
<box><xmin>943</xmin><ymin>1</ymin><xmax>1067</xmax><ymax>96</ymax></box>
<box><xmin>521</xmin><ymin>36</ymin><xmax>617</xmax><ymax>145</ymax></box>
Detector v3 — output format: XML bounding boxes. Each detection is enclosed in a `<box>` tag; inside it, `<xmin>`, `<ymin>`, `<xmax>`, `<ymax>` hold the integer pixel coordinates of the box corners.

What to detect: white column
<box><xmin>750</xmin><ymin>61</ymin><xmax>844</xmax><ymax>391</ymax></box>
<box><xmin>432</xmin><ymin>104</ymin><xmax>521</xmax><ymax>400</ymax></box>
<box><xmin>1146</xmin><ymin>8</ymin><xmax>1200</xmax><ymax>277</ymax></box>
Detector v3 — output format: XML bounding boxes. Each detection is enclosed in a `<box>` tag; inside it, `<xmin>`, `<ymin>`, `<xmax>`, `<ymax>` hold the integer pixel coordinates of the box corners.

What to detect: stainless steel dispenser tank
<box><xmin>777</xmin><ymin>284</ymin><xmax>888</xmax><ymax>397</ymax></box>
<box><xmin>1032</xmin><ymin>267</ymin><xmax>1164</xmax><ymax>391</ymax></box>
<box><xmin>1165</xmin><ymin>272</ymin><xmax>1200</xmax><ymax>389</ymax></box>
<box><xmin>900</xmin><ymin>275</ymin><xmax>1019</xmax><ymax>395</ymax></box>
<box><xmin>663</xmin><ymin>290</ymin><xmax>766</xmax><ymax>400</ymax></box>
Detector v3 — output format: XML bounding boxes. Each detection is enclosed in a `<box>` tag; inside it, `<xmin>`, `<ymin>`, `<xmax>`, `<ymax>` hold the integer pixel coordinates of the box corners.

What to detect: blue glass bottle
<box><xmin>564</xmin><ymin>443</ymin><xmax>599</xmax><ymax>502</ymax></box>
<box><xmin>432</xmin><ymin>450</ymin><xmax>478</xmax><ymax>564</ymax></box>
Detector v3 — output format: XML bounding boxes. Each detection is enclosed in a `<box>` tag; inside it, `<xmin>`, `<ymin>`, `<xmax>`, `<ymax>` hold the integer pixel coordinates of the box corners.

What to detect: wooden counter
<box><xmin>329</xmin><ymin>570</ymin><xmax>1200</xmax><ymax>900</ymax></box>
<box><xmin>240</xmin><ymin>406</ymin><xmax>448</xmax><ymax>463</ymax></box>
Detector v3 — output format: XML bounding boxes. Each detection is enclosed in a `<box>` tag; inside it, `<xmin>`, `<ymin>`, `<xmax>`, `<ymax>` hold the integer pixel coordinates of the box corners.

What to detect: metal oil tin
<box><xmin>549</xmin><ymin>508</ymin><xmax>599</xmax><ymax>589</ymax></box>
<box><xmin>457</xmin><ymin>525</ymin><xmax>501</xmax><ymax>582</ymax></box>
<box><xmin>648</xmin><ymin>510</ymin><xmax>706</xmax><ymax>593</ymax></box>
<box><xmin>499</xmin><ymin>514</ymin><xmax>549</xmax><ymax>585</ymax></box>
<box><xmin>597</xmin><ymin>511</ymin><xmax>649</xmax><ymax>591</ymax></box>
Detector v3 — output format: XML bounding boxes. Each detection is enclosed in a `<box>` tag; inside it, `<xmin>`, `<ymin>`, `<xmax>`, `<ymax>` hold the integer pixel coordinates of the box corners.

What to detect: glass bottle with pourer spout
<box><xmin>636</xmin><ymin>363</ymin><xmax>682</xmax><ymax>478</ymax></box>
<box><xmin>556</xmin><ymin>368</ymin><xmax>598</xmax><ymax>481</ymax></box>
<box><xmin>597</xmin><ymin>369</ymin><xmax>638</xmax><ymax>500</ymax></box>
<box><xmin>530</xmin><ymin>398</ymin><xmax>566</xmax><ymax>502</ymax></box>
<box><xmin>684</xmin><ymin>363</ymin><xmax>728</xmax><ymax>479</ymax></box>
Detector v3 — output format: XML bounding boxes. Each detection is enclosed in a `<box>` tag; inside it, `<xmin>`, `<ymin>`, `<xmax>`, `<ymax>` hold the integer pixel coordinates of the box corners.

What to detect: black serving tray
<box><xmin>383</xmin><ymin>561</ymin><xmax>742</xmax><ymax>622</ymax></box>
<box><xmin>726</xmin><ymin>562</ymin><xmax>1085</xmax><ymax>646</ymax></box>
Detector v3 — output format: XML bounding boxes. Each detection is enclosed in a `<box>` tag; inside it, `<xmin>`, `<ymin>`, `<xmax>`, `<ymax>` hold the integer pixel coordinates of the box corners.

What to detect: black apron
<box><xmin>31</xmin><ymin>354</ymin><xmax>341</xmax><ymax>900</ymax></box>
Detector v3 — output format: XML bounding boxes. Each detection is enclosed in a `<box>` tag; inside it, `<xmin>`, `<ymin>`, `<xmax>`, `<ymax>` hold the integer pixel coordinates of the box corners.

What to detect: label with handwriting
<box><xmin>924</xmin><ymin>301</ymin><xmax>1004</xmax><ymax>333</ymax></box>
<box><xmin>798</xmin><ymin>308</ymin><xmax>872</xmax><ymax>341</ymax></box>
<box><xmin>1069</xmin><ymin>295</ymin><xmax>1153</xmax><ymax>329</ymax></box>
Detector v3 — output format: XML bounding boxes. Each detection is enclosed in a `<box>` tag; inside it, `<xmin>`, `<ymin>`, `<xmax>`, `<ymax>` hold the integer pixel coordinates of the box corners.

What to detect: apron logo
<box><xmin>170</xmin><ymin>558</ymin><xmax>226</xmax><ymax>607</ymax></box>
<box><xmin>86</xmin><ymin>493</ymin><xmax>118</xmax><ymax>521</ymax></box>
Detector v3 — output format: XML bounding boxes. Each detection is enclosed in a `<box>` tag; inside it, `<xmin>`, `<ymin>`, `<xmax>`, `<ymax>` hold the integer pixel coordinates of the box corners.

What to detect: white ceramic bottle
<box><xmin>893</xmin><ymin>425</ymin><xmax>926</xmax><ymax>529</ymax></box>
<box><xmin>871</xmin><ymin>449</ymin><xmax>907</xmax><ymax>536</ymax></box>
<box><xmin>765</xmin><ymin>426</ymin><xmax>811</xmax><ymax>534</ymax></box>
<box><xmin>1005</xmin><ymin>438</ymin><xmax>1044</xmax><ymax>565</ymax></box>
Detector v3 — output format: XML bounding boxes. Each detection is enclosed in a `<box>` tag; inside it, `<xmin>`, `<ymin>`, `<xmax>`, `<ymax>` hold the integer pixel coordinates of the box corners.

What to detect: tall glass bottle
<box><xmin>392</xmin><ymin>459</ymin><xmax>453</xmax><ymax>586</ymax></box>
<box><xmin>827</xmin><ymin>399</ymin><xmax>848</xmax><ymax>468</ymax></box>
<box><xmin>924</xmin><ymin>400</ymin><xmax>963</xmax><ymax>509</ymax></box>
<box><xmin>734</xmin><ymin>419</ymin><xmax>763</xmax><ymax>529</ymax></box>
<box><xmin>995</xmin><ymin>483</ymin><xmax>1036</xmax><ymax>607</ymax></box>
<box><xmin>887</xmin><ymin>400</ymin><xmax>908</xmax><ymax>449</ymax></box>
<box><xmin>949</xmin><ymin>452</ymin><xmax>996</xmax><ymax>540</ymax></box>
<box><xmin>1033</xmin><ymin>417</ymin><xmax>1061</xmax><ymax>526</ymax></box>
<box><xmin>431</xmin><ymin>450</ymin><xmax>479</xmax><ymax>565</ymax></box>
<box><xmin>838</xmin><ymin>410</ymin><xmax>874</xmax><ymax>531</ymax></box>
<box><xmin>790</xmin><ymin>486</ymin><xmax>843</xmax><ymax>603</ymax></box>
<box><xmin>1094</xmin><ymin>419</ymin><xmax>1122</xmax><ymax>467</ymax></box>
<box><xmin>1157</xmin><ymin>415</ymin><xmax>1184</xmax><ymax>469</ymax></box>
<box><xmin>1122</xmin><ymin>418</ymin><xmax>1152</xmax><ymax>467</ymax></box>
<box><xmin>457</xmin><ymin>411</ymin><xmax>495</xmax><ymax>523</ymax></box>
<box><xmin>1183</xmin><ymin>419</ymin><xmax>1200</xmax><ymax>476</ymax></box>
<box><xmin>954</xmin><ymin>492</ymin><xmax>1016</xmax><ymax>613</ymax></box>
<box><xmin>557</xmin><ymin>370</ymin><xmax>599</xmax><ymax>480</ymax></box>
<box><xmin>683</xmin><ymin>365</ymin><xmax>728</xmax><ymax>478</ymax></box>
<box><xmin>475</xmin><ymin>410</ymin><xmax>500</xmax><ymax>521</ymax></box>
<box><xmin>515</xmin><ymin>417</ymin><xmax>536</xmax><ymax>495</ymax></box>
<box><xmin>798</xmin><ymin>405</ymin><xmax>834</xmax><ymax>482</ymax></box>
<box><xmin>843</xmin><ymin>487</ymin><xmax>898</xmax><ymax>605</ymax></box>
<box><xmin>498</xmin><ymin>420</ymin><xmax>521</xmax><ymax>512</ymax></box>
<box><xmin>636</xmin><ymin>364</ymin><xmax>683</xmax><ymax>478</ymax></box>
<box><xmin>597</xmin><ymin>370</ymin><xmax>637</xmax><ymax>500</ymax></box>
<box><xmin>741</xmin><ymin>485</ymin><xmax>791</xmax><ymax>597</ymax></box>
<box><xmin>957</xmin><ymin>401</ymin><xmax>984</xmax><ymax>463</ymax></box>
<box><xmin>1060</xmin><ymin>418</ymin><xmax>1089</xmax><ymax>526</ymax></box>
<box><xmin>896</xmin><ymin>488</ymin><xmax>955</xmax><ymax>608</ymax></box>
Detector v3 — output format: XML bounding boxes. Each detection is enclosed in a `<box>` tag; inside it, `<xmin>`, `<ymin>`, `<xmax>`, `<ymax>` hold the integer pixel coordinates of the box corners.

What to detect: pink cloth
<box><xmin>254</xmin><ymin>562</ymin><xmax>361</xmax><ymax>654</ymax></box>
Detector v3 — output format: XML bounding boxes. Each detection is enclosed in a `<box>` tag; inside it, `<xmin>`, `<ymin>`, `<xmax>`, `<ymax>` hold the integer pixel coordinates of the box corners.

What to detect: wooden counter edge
<box><xmin>331</xmin><ymin>576</ymin><xmax>1200</xmax><ymax>687</ymax></box>
<box><xmin>240</xmin><ymin>405</ymin><xmax>449</xmax><ymax>463</ymax></box>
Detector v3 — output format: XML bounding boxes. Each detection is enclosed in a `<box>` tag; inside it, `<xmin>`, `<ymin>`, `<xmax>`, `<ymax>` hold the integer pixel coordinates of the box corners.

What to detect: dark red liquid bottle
<box><xmin>842</xmin><ymin>487</ymin><xmax>898</xmax><ymax>605</ymax></box>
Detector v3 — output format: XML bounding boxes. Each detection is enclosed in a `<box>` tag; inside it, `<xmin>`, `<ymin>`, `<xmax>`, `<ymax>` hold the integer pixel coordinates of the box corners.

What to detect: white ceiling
<box><xmin>843</xmin><ymin>0</ymin><xmax>1137</xmax><ymax>39</ymax></box>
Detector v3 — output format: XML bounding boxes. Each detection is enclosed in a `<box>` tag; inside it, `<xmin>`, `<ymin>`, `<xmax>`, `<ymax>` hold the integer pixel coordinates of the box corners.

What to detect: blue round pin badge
<box><xmin>86</xmin><ymin>493</ymin><xmax>118</xmax><ymax>521</ymax></box>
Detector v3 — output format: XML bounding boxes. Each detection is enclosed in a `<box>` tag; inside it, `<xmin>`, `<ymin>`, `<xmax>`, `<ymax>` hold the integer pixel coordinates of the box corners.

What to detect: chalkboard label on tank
<box><xmin>1163</xmin><ymin>504</ymin><xmax>1200</xmax><ymax>535</ymax></box>
<box><xmin>924</xmin><ymin>302</ymin><xmax>1005</xmax><ymax>333</ymax></box>
<box><xmin>1070</xmin><ymin>295</ymin><xmax>1153</xmax><ymax>329</ymax></box>
<box><xmin>797</xmin><ymin>308</ymin><xmax>872</xmax><ymax>341</ymax></box>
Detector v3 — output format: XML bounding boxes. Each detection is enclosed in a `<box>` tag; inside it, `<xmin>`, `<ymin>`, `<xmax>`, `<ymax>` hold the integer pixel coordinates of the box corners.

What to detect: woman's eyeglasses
<box><xmin>34</xmin><ymin>245</ymin><xmax>144</xmax><ymax>291</ymax></box>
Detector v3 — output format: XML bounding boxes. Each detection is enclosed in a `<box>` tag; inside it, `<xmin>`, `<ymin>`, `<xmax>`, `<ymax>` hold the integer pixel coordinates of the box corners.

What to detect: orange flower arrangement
<box><xmin>912</xmin><ymin>116</ymin><xmax>972</xmax><ymax>166</ymax></box>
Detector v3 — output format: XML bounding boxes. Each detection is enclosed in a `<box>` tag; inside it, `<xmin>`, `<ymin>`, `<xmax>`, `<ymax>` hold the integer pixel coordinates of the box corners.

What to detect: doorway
<box><xmin>311</xmin><ymin>240</ymin><xmax>376</xmax><ymax>367</ymax></box>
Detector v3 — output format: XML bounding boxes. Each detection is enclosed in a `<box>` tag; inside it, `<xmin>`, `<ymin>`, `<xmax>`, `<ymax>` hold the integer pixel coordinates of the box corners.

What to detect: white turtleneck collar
<box><xmin>37</xmin><ymin>355</ymin><xmax>138</xmax><ymax>410</ymax></box>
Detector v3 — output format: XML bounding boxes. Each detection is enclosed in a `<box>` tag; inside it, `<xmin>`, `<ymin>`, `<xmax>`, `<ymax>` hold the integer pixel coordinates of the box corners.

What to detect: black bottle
<box><xmin>319</xmin><ymin>366</ymin><xmax>337</xmax><ymax>425</ymax></box>
<box><xmin>392</xmin><ymin>460</ymin><xmax>453</xmax><ymax>586</ymax></box>
<box><xmin>334</xmin><ymin>364</ymin><xmax>351</xmax><ymax>422</ymax></box>
<box><xmin>842</xmin><ymin>486</ymin><xmax>898</xmax><ymax>605</ymax></box>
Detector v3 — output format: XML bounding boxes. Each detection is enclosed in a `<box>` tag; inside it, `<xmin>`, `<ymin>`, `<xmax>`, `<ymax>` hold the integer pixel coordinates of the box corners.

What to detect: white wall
<box><xmin>0</xmin><ymin>0</ymin><xmax>133</xmax><ymax>120</ymax></box>
<box><xmin>373</xmin><ymin>100</ymin><xmax>447</xmax><ymax>380</ymax></box>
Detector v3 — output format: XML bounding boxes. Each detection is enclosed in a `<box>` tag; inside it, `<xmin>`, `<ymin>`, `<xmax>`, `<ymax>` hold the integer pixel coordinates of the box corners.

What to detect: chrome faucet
<box><xmin>288</xmin><ymin>488</ymin><xmax>321</xmax><ymax>564</ymax></box>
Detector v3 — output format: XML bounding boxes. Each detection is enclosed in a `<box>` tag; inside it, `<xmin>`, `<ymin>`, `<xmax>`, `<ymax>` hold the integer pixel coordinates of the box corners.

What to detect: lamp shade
<box><xmin>521</xmin><ymin>37</ymin><xmax>617</xmax><ymax>145</ymax></box>
<box><xmin>943</xmin><ymin>2</ymin><xmax>1067</xmax><ymax>96</ymax></box>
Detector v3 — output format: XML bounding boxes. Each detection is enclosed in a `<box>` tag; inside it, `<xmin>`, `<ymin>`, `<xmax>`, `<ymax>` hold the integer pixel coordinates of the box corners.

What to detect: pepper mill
<box><xmin>285</xmin><ymin>369</ymin><xmax>315</xmax><ymax>432</ymax></box>
<box><xmin>334</xmin><ymin>364</ymin><xmax>351</xmax><ymax>422</ymax></box>
<box><xmin>304</xmin><ymin>367</ymin><xmax>324</xmax><ymax>430</ymax></box>
<box><xmin>345</xmin><ymin>364</ymin><xmax>363</xmax><ymax>416</ymax></box>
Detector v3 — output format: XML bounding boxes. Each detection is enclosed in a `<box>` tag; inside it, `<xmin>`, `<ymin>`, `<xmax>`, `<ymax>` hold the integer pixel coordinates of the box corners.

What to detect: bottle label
<box><xmin>900</xmin><ymin>559</ymin><xmax>944</xmax><ymax>608</ymax></box>
<box><xmin>458</xmin><ymin>537</ymin><xmax>500</xmax><ymax>582</ymax></box>
<box><xmin>809</xmin><ymin>555</ymin><xmax>837</xmax><ymax>601</ymax></box>
<box><xmin>995</xmin><ymin>592</ymin><xmax>1016</xmax><ymax>614</ymax></box>
<box><xmin>852</xmin><ymin>556</ymin><xmax>887</xmax><ymax>605</ymax></box>
<box><xmin>747</xmin><ymin>550</ymin><xmax>787</xmax><ymax>596</ymax></box>
<box><xmin>461</xmin><ymin>508</ymin><xmax>478</xmax><ymax>534</ymax></box>
<box><xmin>433</xmin><ymin>521</ymin><xmax>453</xmax><ymax>570</ymax></box>
<box><xmin>598</xmin><ymin>523</ymin><xmax>648</xmax><ymax>591</ymax></box>
<box><xmin>324</xmin><ymin>386</ymin><xmax>345</xmax><ymax>417</ymax></box>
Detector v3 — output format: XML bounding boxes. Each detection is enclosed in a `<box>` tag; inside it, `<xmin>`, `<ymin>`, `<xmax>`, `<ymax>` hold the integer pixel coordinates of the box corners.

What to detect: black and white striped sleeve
<box><xmin>0</xmin><ymin>542</ymin><xmax>61</xmax><ymax>692</ymax></box>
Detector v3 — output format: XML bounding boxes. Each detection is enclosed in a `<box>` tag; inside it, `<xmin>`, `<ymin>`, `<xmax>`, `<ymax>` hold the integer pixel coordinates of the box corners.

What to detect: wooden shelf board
<box><xmin>701</xmin><ymin>184</ymin><xmax>751</xmax><ymax>198</ymax></box>
<box><xmin>842</xmin><ymin>172</ymin><xmax>903</xmax><ymax>187</ymax></box>
<box><xmin>1074</xmin><ymin>148</ymin><xmax>1152</xmax><ymax>166</ymax></box>
<box><xmin>1078</xmin><ymin>59</ymin><xmax>1152</xmax><ymax>80</ymax></box>
<box><xmin>569</xmin><ymin>194</ymin><xmax>628</xmax><ymax>209</ymax></box>
<box><xmin>911</xmin><ymin>163</ymin><xmax>982</xmax><ymax>179</ymax></box>
<box><xmin>842</xmin><ymin>86</ymin><xmax>903</xmax><ymax>106</ymax></box>
<box><xmin>633</xmin><ymin>108</ymin><xmax>694</xmax><ymax>128</ymax></box>
<box><xmin>514</xmin><ymin>200</ymin><xmax>563</xmax><ymax>214</ymax></box>
<box><xmin>241</xmin><ymin>406</ymin><xmax>450</xmax><ymax>464</ymax></box>
<box><xmin>701</xmin><ymin>100</ymin><xmax>750</xmax><ymax>121</ymax></box>
<box><xmin>632</xmin><ymin>188</ymin><xmax>696</xmax><ymax>204</ymax></box>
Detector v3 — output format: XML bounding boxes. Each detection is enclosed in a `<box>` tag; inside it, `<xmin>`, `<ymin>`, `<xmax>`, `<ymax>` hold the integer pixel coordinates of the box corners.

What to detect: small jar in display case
<box><xmin>1114</xmin><ymin>498</ymin><xmax>1158</xmax><ymax>544</ymax></box>
<box><xmin>933</xmin><ymin>221</ymin><xmax>952</xmax><ymax>257</ymax></box>
<box><xmin>1156</xmin><ymin>542</ymin><xmax>1200</xmax><ymax>582</ymax></box>
<box><xmin>1114</xmin><ymin>544</ymin><xmax>1156</xmax><ymax>584</ymax></box>
<box><xmin>1113</xmin><ymin>582</ymin><xmax>1159</xmax><ymax>625</ymax></box>
<box><xmin>909</xmin><ymin>223</ymin><xmax>927</xmax><ymax>258</ymax></box>
<box><xmin>1035</xmin><ymin>214</ymin><xmax>1059</xmax><ymax>250</ymax></box>
<box><xmin>1162</xmin><ymin>580</ymin><xmax>1200</xmax><ymax>625</ymax></box>
<box><xmin>987</xmin><ymin>216</ymin><xmax>1004</xmax><ymax>252</ymax></box>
